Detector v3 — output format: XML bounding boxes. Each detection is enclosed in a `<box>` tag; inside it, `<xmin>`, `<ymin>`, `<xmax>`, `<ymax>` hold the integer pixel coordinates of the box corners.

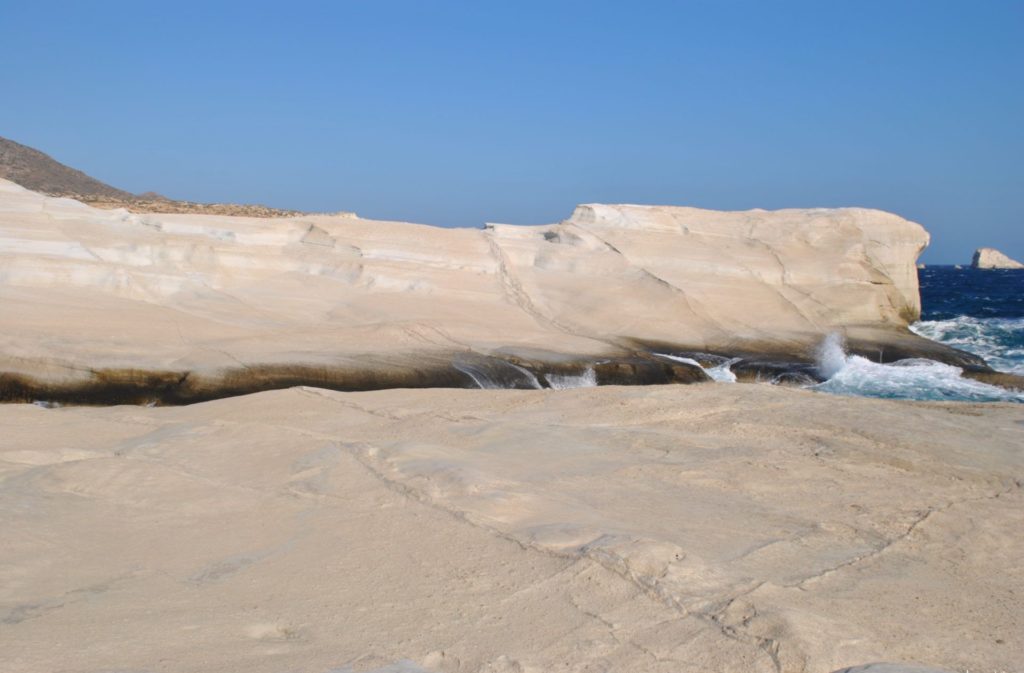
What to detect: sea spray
<box><xmin>453</xmin><ymin>362</ymin><xmax>495</xmax><ymax>389</ymax></box>
<box><xmin>705</xmin><ymin>358</ymin><xmax>741</xmax><ymax>383</ymax></box>
<box><xmin>453</xmin><ymin>360</ymin><xmax>542</xmax><ymax>389</ymax></box>
<box><xmin>816</xmin><ymin>332</ymin><xmax>848</xmax><ymax>379</ymax></box>
<box><xmin>505</xmin><ymin>362</ymin><xmax>543</xmax><ymax>389</ymax></box>
<box><xmin>654</xmin><ymin>354</ymin><xmax>738</xmax><ymax>383</ymax></box>
<box><xmin>455</xmin><ymin>359</ymin><xmax>590</xmax><ymax>390</ymax></box>
<box><xmin>912</xmin><ymin>316</ymin><xmax>1024</xmax><ymax>375</ymax></box>
<box><xmin>546</xmin><ymin>367</ymin><xmax>598</xmax><ymax>390</ymax></box>
<box><xmin>810</xmin><ymin>333</ymin><xmax>1024</xmax><ymax>403</ymax></box>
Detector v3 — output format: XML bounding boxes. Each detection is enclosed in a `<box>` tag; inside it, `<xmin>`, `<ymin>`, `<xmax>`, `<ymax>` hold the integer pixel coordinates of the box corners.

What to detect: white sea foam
<box><xmin>705</xmin><ymin>358</ymin><xmax>741</xmax><ymax>383</ymax></box>
<box><xmin>811</xmin><ymin>332</ymin><xmax>1024</xmax><ymax>402</ymax></box>
<box><xmin>815</xmin><ymin>332</ymin><xmax>848</xmax><ymax>379</ymax></box>
<box><xmin>454</xmin><ymin>360</ymin><xmax>542</xmax><ymax>389</ymax></box>
<box><xmin>506</xmin><ymin>362</ymin><xmax>543</xmax><ymax>389</ymax></box>
<box><xmin>912</xmin><ymin>316</ymin><xmax>1024</xmax><ymax>375</ymax></box>
<box><xmin>655</xmin><ymin>354</ymin><xmax>738</xmax><ymax>383</ymax></box>
<box><xmin>453</xmin><ymin>362</ymin><xmax>496</xmax><ymax>389</ymax></box>
<box><xmin>546</xmin><ymin>367</ymin><xmax>598</xmax><ymax>389</ymax></box>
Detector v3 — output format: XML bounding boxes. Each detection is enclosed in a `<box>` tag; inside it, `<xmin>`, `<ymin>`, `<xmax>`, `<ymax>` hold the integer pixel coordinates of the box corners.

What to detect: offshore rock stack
<box><xmin>972</xmin><ymin>247</ymin><xmax>1024</xmax><ymax>269</ymax></box>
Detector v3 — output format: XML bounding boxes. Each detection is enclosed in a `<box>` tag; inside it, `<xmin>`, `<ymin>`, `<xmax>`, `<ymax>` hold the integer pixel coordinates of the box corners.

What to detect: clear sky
<box><xmin>1</xmin><ymin>0</ymin><xmax>1021</xmax><ymax>263</ymax></box>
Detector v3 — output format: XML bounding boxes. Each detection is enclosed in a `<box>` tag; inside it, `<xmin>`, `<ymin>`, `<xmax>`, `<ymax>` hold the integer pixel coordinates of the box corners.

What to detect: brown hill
<box><xmin>0</xmin><ymin>136</ymin><xmax>134</xmax><ymax>200</ymax></box>
<box><xmin>0</xmin><ymin>135</ymin><xmax>304</xmax><ymax>217</ymax></box>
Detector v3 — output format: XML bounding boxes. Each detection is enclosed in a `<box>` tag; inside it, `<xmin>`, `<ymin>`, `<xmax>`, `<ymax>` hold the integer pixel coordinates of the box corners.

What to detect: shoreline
<box><xmin>3</xmin><ymin>331</ymin><xmax>1021</xmax><ymax>407</ymax></box>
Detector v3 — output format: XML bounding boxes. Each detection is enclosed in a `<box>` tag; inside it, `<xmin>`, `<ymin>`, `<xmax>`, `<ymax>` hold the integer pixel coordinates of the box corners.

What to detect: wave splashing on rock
<box><xmin>545</xmin><ymin>367</ymin><xmax>598</xmax><ymax>389</ymax></box>
<box><xmin>811</xmin><ymin>333</ymin><xmax>1024</xmax><ymax>403</ymax></box>
<box><xmin>655</xmin><ymin>353</ymin><xmax>740</xmax><ymax>382</ymax></box>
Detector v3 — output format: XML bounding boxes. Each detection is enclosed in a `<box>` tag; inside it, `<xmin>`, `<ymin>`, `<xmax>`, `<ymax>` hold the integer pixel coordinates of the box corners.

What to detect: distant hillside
<box><xmin>0</xmin><ymin>136</ymin><xmax>134</xmax><ymax>200</ymax></box>
<box><xmin>0</xmin><ymin>135</ymin><xmax>305</xmax><ymax>217</ymax></box>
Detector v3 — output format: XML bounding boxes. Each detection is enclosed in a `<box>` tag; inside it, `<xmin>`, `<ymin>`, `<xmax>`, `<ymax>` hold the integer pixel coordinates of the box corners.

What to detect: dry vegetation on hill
<box><xmin>0</xmin><ymin>136</ymin><xmax>305</xmax><ymax>217</ymax></box>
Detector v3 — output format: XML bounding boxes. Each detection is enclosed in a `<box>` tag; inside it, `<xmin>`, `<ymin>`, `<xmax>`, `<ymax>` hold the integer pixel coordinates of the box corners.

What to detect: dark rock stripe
<box><xmin>0</xmin><ymin>354</ymin><xmax>710</xmax><ymax>407</ymax></box>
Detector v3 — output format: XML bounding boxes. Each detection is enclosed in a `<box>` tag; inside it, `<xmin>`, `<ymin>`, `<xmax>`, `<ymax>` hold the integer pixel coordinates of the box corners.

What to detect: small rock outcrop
<box><xmin>971</xmin><ymin>247</ymin><xmax>1024</xmax><ymax>269</ymax></box>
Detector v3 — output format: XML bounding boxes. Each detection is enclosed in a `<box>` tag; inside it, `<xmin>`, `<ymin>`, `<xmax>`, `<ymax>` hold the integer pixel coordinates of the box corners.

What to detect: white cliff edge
<box><xmin>0</xmin><ymin>179</ymin><xmax>957</xmax><ymax>396</ymax></box>
<box><xmin>971</xmin><ymin>247</ymin><xmax>1024</xmax><ymax>269</ymax></box>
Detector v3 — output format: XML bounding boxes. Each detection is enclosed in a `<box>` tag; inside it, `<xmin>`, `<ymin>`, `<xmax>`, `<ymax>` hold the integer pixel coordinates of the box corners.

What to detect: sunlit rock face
<box><xmin>0</xmin><ymin>178</ymin><xmax>951</xmax><ymax>401</ymax></box>
<box><xmin>2</xmin><ymin>385</ymin><xmax>1022</xmax><ymax>673</ymax></box>
<box><xmin>528</xmin><ymin>203</ymin><xmax>929</xmax><ymax>339</ymax></box>
<box><xmin>972</xmin><ymin>246</ymin><xmax>1024</xmax><ymax>269</ymax></box>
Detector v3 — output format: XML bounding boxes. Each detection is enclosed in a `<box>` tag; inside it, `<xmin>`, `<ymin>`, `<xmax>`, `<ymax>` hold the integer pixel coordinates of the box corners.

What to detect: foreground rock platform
<box><xmin>3</xmin><ymin>178</ymin><xmax>1007</xmax><ymax>403</ymax></box>
<box><xmin>2</xmin><ymin>384</ymin><xmax>1021</xmax><ymax>672</ymax></box>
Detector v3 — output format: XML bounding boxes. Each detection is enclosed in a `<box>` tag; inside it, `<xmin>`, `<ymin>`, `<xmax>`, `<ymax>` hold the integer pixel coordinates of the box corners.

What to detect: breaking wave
<box><xmin>911</xmin><ymin>316</ymin><xmax>1024</xmax><ymax>375</ymax></box>
<box><xmin>546</xmin><ymin>368</ymin><xmax>598</xmax><ymax>389</ymax></box>
<box><xmin>811</xmin><ymin>333</ymin><xmax>1023</xmax><ymax>403</ymax></box>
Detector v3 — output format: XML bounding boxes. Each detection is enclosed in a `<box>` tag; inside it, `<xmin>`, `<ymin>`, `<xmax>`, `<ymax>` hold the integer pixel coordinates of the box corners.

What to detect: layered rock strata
<box><xmin>0</xmin><ymin>179</ymin><xmax>1002</xmax><ymax>403</ymax></box>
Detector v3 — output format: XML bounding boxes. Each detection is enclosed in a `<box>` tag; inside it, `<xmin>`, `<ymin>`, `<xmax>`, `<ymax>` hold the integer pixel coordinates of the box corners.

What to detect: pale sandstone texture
<box><xmin>971</xmin><ymin>247</ymin><xmax>1024</xmax><ymax>270</ymax></box>
<box><xmin>1</xmin><ymin>385</ymin><xmax>1021</xmax><ymax>672</ymax></box>
<box><xmin>1</xmin><ymin>178</ymin><xmax>970</xmax><ymax>401</ymax></box>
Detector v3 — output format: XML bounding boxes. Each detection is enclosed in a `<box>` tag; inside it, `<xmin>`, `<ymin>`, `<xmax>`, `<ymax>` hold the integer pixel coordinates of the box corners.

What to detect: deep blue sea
<box><xmin>812</xmin><ymin>266</ymin><xmax>1024</xmax><ymax>402</ymax></box>
<box><xmin>914</xmin><ymin>266</ymin><xmax>1024</xmax><ymax>375</ymax></box>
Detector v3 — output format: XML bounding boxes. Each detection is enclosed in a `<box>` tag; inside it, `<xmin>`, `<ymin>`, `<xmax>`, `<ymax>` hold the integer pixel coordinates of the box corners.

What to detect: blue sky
<box><xmin>1</xmin><ymin>0</ymin><xmax>1021</xmax><ymax>262</ymax></box>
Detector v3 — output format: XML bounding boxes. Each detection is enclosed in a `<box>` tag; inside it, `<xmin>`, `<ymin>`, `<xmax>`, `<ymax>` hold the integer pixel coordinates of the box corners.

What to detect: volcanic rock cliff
<box><xmin>0</xmin><ymin>179</ymin><xmax>991</xmax><ymax>403</ymax></box>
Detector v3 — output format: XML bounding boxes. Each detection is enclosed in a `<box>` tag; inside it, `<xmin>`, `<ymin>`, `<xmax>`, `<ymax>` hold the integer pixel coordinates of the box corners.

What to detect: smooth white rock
<box><xmin>972</xmin><ymin>247</ymin><xmax>1024</xmax><ymax>269</ymax></box>
<box><xmin>0</xmin><ymin>179</ymin><xmax>934</xmax><ymax>384</ymax></box>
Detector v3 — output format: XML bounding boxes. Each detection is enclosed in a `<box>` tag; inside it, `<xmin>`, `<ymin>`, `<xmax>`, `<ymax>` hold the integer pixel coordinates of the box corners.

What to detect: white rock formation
<box><xmin>1</xmin><ymin>180</ymin><xmax>1020</xmax><ymax>673</ymax></box>
<box><xmin>2</xmin><ymin>384</ymin><xmax>1021</xmax><ymax>672</ymax></box>
<box><xmin>0</xmin><ymin>178</ymin><xmax>948</xmax><ymax>396</ymax></box>
<box><xmin>972</xmin><ymin>247</ymin><xmax>1024</xmax><ymax>269</ymax></box>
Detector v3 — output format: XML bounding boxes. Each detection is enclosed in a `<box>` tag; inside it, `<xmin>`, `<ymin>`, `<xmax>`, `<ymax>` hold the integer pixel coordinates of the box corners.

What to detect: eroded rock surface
<box><xmin>0</xmin><ymin>179</ymin><xmax>977</xmax><ymax>401</ymax></box>
<box><xmin>2</xmin><ymin>385</ymin><xmax>1020</xmax><ymax>672</ymax></box>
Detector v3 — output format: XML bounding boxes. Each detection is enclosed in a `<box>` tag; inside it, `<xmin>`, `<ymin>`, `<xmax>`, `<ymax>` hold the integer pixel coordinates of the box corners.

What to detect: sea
<box><xmin>814</xmin><ymin>266</ymin><xmax>1024</xmax><ymax>402</ymax></box>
